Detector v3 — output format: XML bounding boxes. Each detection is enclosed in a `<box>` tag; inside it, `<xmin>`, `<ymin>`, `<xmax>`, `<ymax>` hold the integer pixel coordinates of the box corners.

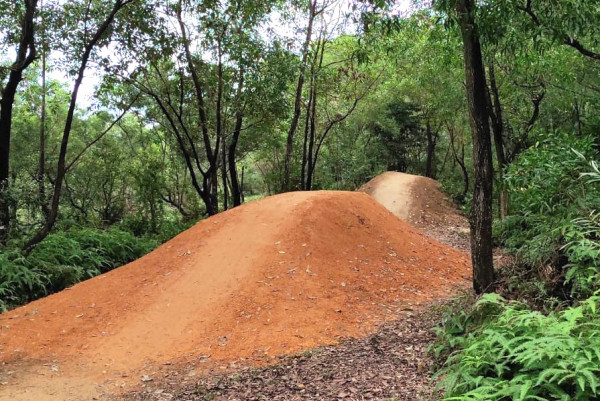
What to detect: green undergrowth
<box><xmin>0</xmin><ymin>227</ymin><xmax>165</xmax><ymax>311</ymax></box>
<box><xmin>433</xmin><ymin>136</ymin><xmax>600</xmax><ymax>400</ymax></box>
<box><xmin>500</xmin><ymin>136</ymin><xmax>600</xmax><ymax>300</ymax></box>
<box><xmin>433</xmin><ymin>293</ymin><xmax>600</xmax><ymax>401</ymax></box>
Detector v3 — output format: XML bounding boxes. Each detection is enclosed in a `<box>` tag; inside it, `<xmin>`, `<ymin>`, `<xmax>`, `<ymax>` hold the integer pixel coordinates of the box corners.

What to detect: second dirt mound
<box><xmin>360</xmin><ymin>172</ymin><xmax>470</xmax><ymax>250</ymax></box>
<box><xmin>0</xmin><ymin>191</ymin><xmax>470</xmax><ymax>400</ymax></box>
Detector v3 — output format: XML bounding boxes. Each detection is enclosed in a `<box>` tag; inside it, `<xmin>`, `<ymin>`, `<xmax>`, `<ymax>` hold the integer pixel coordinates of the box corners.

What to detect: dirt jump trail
<box><xmin>360</xmin><ymin>172</ymin><xmax>470</xmax><ymax>251</ymax></box>
<box><xmin>0</xmin><ymin>190</ymin><xmax>471</xmax><ymax>400</ymax></box>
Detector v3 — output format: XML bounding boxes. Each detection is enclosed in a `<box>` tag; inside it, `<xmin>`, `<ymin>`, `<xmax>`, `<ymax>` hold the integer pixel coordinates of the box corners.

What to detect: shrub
<box><xmin>0</xmin><ymin>250</ymin><xmax>47</xmax><ymax>310</ymax></box>
<box><xmin>434</xmin><ymin>293</ymin><xmax>600</xmax><ymax>401</ymax></box>
<box><xmin>0</xmin><ymin>228</ymin><xmax>159</xmax><ymax>311</ymax></box>
<box><xmin>502</xmin><ymin>134</ymin><xmax>600</xmax><ymax>297</ymax></box>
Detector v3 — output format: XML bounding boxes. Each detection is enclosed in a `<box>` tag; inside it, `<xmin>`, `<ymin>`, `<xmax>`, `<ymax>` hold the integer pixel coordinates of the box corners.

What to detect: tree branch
<box><xmin>65</xmin><ymin>94</ymin><xmax>139</xmax><ymax>173</ymax></box>
<box><xmin>518</xmin><ymin>0</ymin><xmax>600</xmax><ymax>60</ymax></box>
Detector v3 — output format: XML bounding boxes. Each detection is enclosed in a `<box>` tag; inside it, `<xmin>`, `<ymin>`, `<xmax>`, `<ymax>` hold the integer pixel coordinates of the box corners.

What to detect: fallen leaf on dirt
<box><xmin>120</xmin><ymin>309</ymin><xmax>446</xmax><ymax>401</ymax></box>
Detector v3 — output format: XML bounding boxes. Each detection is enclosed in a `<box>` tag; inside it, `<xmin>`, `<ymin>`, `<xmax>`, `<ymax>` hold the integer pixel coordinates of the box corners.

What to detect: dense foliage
<box><xmin>502</xmin><ymin>136</ymin><xmax>600</xmax><ymax>297</ymax></box>
<box><xmin>434</xmin><ymin>293</ymin><xmax>600</xmax><ymax>401</ymax></box>
<box><xmin>435</xmin><ymin>149</ymin><xmax>600</xmax><ymax>400</ymax></box>
<box><xmin>0</xmin><ymin>227</ymin><xmax>160</xmax><ymax>311</ymax></box>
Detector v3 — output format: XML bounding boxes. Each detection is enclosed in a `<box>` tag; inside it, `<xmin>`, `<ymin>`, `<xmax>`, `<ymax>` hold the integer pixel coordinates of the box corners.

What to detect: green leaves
<box><xmin>435</xmin><ymin>294</ymin><xmax>600</xmax><ymax>400</ymax></box>
<box><xmin>0</xmin><ymin>227</ymin><xmax>158</xmax><ymax>311</ymax></box>
<box><xmin>561</xmin><ymin>210</ymin><xmax>600</xmax><ymax>297</ymax></box>
<box><xmin>501</xmin><ymin>134</ymin><xmax>600</xmax><ymax>297</ymax></box>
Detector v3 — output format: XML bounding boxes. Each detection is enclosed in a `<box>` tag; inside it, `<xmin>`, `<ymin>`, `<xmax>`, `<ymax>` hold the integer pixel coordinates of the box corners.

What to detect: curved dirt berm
<box><xmin>0</xmin><ymin>191</ymin><xmax>470</xmax><ymax>400</ymax></box>
<box><xmin>360</xmin><ymin>172</ymin><xmax>470</xmax><ymax>250</ymax></box>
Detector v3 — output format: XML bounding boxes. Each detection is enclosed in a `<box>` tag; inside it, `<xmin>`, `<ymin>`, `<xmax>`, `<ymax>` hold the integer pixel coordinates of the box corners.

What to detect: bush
<box><xmin>117</xmin><ymin>213</ymin><xmax>197</xmax><ymax>243</ymax></box>
<box><xmin>0</xmin><ymin>249</ymin><xmax>47</xmax><ymax>310</ymax></box>
<box><xmin>501</xmin><ymin>134</ymin><xmax>600</xmax><ymax>297</ymax></box>
<box><xmin>0</xmin><ymin>228</ymin><xmax>159</xmax><ymax>311</ymax></box>
<box><xmin>434</xmin><ymin>293</ymin><xmax>600</xmax><ymax>401</ymax></box>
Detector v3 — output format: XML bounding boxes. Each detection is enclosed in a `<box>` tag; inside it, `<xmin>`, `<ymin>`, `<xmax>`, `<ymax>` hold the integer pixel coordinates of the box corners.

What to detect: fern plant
<box><xmin>561</xmin><ymin>211</ymin><xmax>600</xmax><ymax>297</ymax></box>
<box><xmin>434</xmin><ymin>294</ymin><xmax>600</xmax><ymax>401</ymax></box>
<box><xmin>0</xmin><ymin>228</ymin><xmax>159</xmax><ymax>311</ymax></box>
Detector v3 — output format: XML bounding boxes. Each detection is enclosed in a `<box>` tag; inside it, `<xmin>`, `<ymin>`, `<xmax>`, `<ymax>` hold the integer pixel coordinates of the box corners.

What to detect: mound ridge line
<box><xmin>0</xmin><ymin>190</ymin><xmax>470</xmax><ymax>400</ymax></box>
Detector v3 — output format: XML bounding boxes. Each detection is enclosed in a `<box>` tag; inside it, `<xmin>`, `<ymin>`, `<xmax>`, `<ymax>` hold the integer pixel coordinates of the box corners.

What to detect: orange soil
<box><xmin>360</xmin><ymin>171</ymin><xmax>469</xmax><ymax>237</ymax></box>
<box><xmin>0</xmin><ymin>191</ymin><xmax>470</xmax><ymax>400</ymax></box>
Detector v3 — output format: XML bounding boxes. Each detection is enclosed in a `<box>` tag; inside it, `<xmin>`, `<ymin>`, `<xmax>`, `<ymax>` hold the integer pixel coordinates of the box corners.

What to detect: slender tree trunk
<box><xmin>137</xmin><ymin>66</ymin><xmax>216</xmax><ymax>216</ymax></box>
<box><xmin>25</xmin><ymin>0</ymin><xmax>132</xmax><ymax>252</ymax></box>
<box><xmin>228</xmin><ymin>113</ymin><xmax>243</xmax><ymax>207</ymax></box>
<box><xmin>300</xmin><ymin>74</ymin><xmax>314</xmax><ymax>190</ymax></box>
<box><xmin>424</xmin><ymin>121</ymin><xmax>437</xmax><ymax>178</ymax></box>
<box><xmin>308</xmin><ymin>93</ymin><xmax>362</xmax><ymax>189</ymax></box>
<box><xmin>301</xmin><ymin>35</ymin><xmax>323</xmax><ymax>190</ymax></box>
<box><xmin>221</xmin><ymin>134</ymin><xmax>228</xmax><ymax>211</ymax></box>
<box><xmin>282</xmin><ymin>0</ymin><xmax>316</xmax><ymax>191</ymax></box>
<box><xmin>210</xmin><ymin>161</ymin><xmax>219</xmax><ymax>212</ymax></box>
<box><xmin>147</xmin><ymin>89</ymin><xmax>214</xmax><ymax>214</ymax></box>
<box><xmin>0</xmin><ymin>0</ymin><xmax>37</xmax><ymax>242</ymax></box>
<box><xmin>240</xmin><ymin>166</ymin><xmax>245</xmax><ymax>203</ymax></box>
<box><xmin>176</xmin><ymin>0</ymin><xmax>218</xmax><ymax>215</ymax></box>
<box><xmin>228</xmin><ymin>67</ymin><xmax>245</xmax><ymax>207</ymax></box>
<box><xmin>38</xmin><ymin>25</ymin><xmax>49</xmax><ymax>220</ymax></box>
<box><xmin>306</xmin><ymin>65</ymin><xmax>318</xmax><ymax>190</ymax></box>
<box><xmin>216</xmin><ymin>39</ymin><xmax>227</xmax><ymax>211</ymax></box>
<box><xmin>438</xmin><ymin>139</ymin><xmax>451</xmax><ymax>177</ymax></box>
<box><xmin>487</xmin><ymin>62</ymin><xmax>508</xmax><ymax>219</ymax></box>
<box><xmin>456</xmin><ymin>0</ymin><xmax>495</xmax><ymax>294</ymax></box>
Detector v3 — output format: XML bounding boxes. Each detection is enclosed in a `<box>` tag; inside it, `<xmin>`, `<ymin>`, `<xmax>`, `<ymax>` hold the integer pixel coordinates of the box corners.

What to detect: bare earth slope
<box><xmin>360</xmin><ymin>172</ymin><xmax>470</xmax><ymax>250</ymax></box>
<box><xmin>0</xmin><ymin>191</ymin><xmax>470</xmax><ymax>400</ymax></box>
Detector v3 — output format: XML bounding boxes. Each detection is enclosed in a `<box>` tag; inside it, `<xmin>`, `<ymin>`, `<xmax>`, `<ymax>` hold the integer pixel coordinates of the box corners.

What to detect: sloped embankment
<box><xmin>0</xmin><ymin>190</ymin><xmax>470</xmax><ymax>400</ymax></box>
<box><xmin>360</xmin><ymin>171</ymin><xmax>470</xmax><ymax>250</ymax></box>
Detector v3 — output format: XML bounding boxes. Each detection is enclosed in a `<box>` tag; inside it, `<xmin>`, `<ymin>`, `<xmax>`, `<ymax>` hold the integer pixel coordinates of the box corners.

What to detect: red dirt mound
<box><xmin>0</xmin><ymin>191</ymin><xmax>470</xmax><ymax>400</ymax></box>
<box><xmin>360</xmin><ymin>172</ymin><xmax>470</xmax><ymax>250</ymax></box>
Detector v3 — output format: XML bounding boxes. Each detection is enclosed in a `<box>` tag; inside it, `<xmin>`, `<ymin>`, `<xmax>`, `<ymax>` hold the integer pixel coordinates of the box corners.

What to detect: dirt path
<box><xmin>121</xmin><ymin>173</ymin><xmax>472</xmax><ymax>401</ymax></box>
<box><xmin>120</xmin><ymin>308</ymin><xmax>444</xmax><ymax>401</ymax></box>
<box><xmin>1</xmin><ymin>189</ymin><xmax>471</xmax><ymax>401</ymax></box>
<box><xmin>359</xmin><ymin>172</ymin><xmax>417</xmax><ymax>221</ymax></box>
<box><xmin>360</xmin><ymin>172</ymin><xmax>470</xmax><ymax>251</ymax></box>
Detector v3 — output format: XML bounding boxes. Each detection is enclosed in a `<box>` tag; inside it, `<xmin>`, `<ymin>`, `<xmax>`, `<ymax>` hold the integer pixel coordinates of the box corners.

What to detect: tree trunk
<box><xmin>304</xmin><ymin>36</ymin><xmax>325</xmax><ymax>191</ymax></box>
<box><xmin>456</xmin><ymin>0</ymin><xmax>495</xmax><ymax>294</ymax></box>
<box><xmin>228</xmin><ymin>113</ymin><xmax>243</xmax><ymax>207</ymax></box>
<box><xmin>240</xmin><ymin>166</ymin><xmax>245</xmax><ymax>203</ymax></box>
<box><xmin>228</xmin><ymin>66</ymin><xmax>245</xmax><ymax>207</ymax></box>
<box><xmin>38</xmin><ymin>21</ymin><xmax>49</xmax><ymax>221</ymax></box>
<box><xmin>308</xmin><ymin>94</ymin><xmax>362</xmax><ymax>189</ymax></box>
<box><xmin>282</xmin><ymin>0</ymin><xmax>316</xmax><ymax>192</ymax></box>
<box><xmin>216</xmin><ymin>39</ymin><xmax>227</xmax><ymax>211</ymax></box>
<box><xmin>148</xmin><ymin>89</ymin><xmax>215</xmax><ymax>215</ymax></box>
<box><xmin>305</xmin><ymin>63</ymin><xmax>318</xmax><ymax>191</ymax></box>
<box><xmin>221</xmin><ymin>139</ymin><xmax>228</xmax><ymax>210</ymax></box>
<box><xmin>424</xmin><ymin>121</ymin><xmax>437</xmax><ymax>179</ymax></box>
<box><xmin>307</xmin><ymin>48</ymin><xmax>375</xmax><ymax>188</ymax></box>
<box><xmin>487</xmin><ymin>62</ymin><xmax>508</xmax><ymax>219</ymax></box>
<box><xmin>25</xmin><ymin>0</ymin><xmax>132</xmax><ymax>252</ymax></box>
<box><xmin>0</xmin><ymin>0</ymin><xmax>37</xmax><ymax>242</ymax></box>
<box><xmin>176</xmin><ymin>0</ymin><xmax>218</xmax><ymax>215</ymax></box>
<box><xmin>438</xmin><ymin>139</ymin><xmax>452</xmax><ymax>177</ymax></box>
<box><xmin>300</xmin><ymin>70</ymin><xmax>314</xmax><ymax>190</ymax></box>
